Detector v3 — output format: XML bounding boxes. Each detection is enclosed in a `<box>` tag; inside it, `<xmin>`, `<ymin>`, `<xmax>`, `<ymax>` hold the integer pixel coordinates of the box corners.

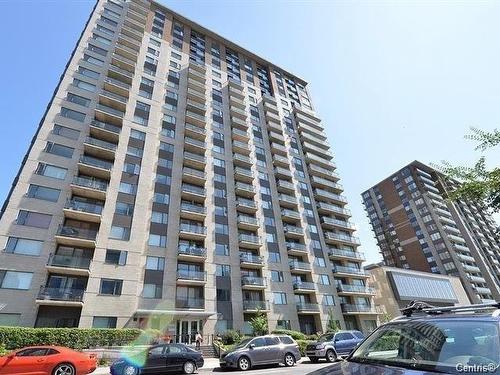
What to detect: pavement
<box><xmin>92</xmin><ymin>358</ymin><xmax>335</xmax><ymax>374</ymax></box>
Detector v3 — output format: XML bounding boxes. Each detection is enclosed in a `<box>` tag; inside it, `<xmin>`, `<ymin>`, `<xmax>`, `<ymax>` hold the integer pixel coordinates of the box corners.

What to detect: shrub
<box><xmin>270</xmin><ymin>329</ymin><xmax>306</xmax><ymax>341</ymax></box>
<box><xmin>217</xmin><ymin>330</ymin><xmax>242</xmax><ymax>345</ymax></box>
<box><xmin>0</xmin><ymin>327</ymin><xmax>143</xmax><ymax>350</ymax></box>
<box><xmin>305</xmin><ymin>334</ymin><xmax>319</xmax><ymax>341</ymax></box>
<box><xmin>0</xmin><ymin>343</ymin><xmax>8</xmax><ymax>356</ymax></box>
<box><xmin>296</xmin><ymin>339</ymin><xmax>314</xmax><ymax>356</ymax></box>
<box><xmin>249</xmin><ymin>311</ymin><xmax>268</xmax><ymax>336</ymax></box>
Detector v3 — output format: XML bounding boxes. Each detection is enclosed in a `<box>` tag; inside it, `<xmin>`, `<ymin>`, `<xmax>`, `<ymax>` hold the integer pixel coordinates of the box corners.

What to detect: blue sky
<box><xmin>0</xmin><ymin>1</ymin><xmax>498</xmax><ymax>265</ymax></box>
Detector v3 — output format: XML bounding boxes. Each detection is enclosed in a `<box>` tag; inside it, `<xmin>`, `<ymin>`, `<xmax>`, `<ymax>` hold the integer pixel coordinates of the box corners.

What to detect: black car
<box><xmin>327</xmin><ymin>301</ymin><xmax>500</xmax><ymax>375</ymax></box>
<box><xmin>110</xmin><ymin>343</ymin><xmax>204</xmax><ymax>375</ymax></box>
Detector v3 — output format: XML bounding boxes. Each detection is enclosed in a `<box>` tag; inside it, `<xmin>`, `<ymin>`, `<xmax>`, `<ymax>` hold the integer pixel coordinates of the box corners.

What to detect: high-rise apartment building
<box><xmin>362</xmin><ymin>161</ymin><xmax>500</xmax><ymax>304</ymax></box>
<box><xmin>0</xmin><ymin>0</ymin><xmax>379</xmax><ymax>338</ymax></box>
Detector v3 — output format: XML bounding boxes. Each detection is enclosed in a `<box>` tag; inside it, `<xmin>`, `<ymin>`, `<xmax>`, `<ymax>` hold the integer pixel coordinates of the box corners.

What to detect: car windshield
<box><xmin>234</xmin><ymin>338</ymin><xmax>252</xmax><ymax>350</ymax></box>
<box><xmin>318</xmin><ymin>334</ymin><xmax>335</xmax><ymax>342</ymax></box>
<box><xmin>350</xmin><ymin>320</ymin><xmax>500</xmax><ymax>374</ymax></box>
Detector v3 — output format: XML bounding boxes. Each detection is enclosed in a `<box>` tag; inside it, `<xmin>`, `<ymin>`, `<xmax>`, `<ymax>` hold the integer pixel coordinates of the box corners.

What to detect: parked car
<box><xmin>306</xmin><ymin>330</ymin><xmax>365</xmax><ymax>362</ymax></box>
<box><xmin>0</xmin><ymin>346</ymin><xmax>97</xmax><ymax>375</ymax></box>
<box><xmin>219</xmin><ymin>334</ymin><xmax>300</xmax><ymax>371</ymax></box>
<box><xmin>110</xmin><ymin>343</ymin><xmax>203</xmax><ymax>375</ymax></box>
<box><xmin>328</xmin><ymin>301</ymin><xmax>500</xmax><ymax>374</ymax></box>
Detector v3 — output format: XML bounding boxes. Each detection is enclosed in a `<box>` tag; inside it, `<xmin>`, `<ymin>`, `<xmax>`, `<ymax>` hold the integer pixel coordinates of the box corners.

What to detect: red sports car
<box><xmin>0</xmin><ymin>346</ymin><xmax>97</xmax><ymax>375</ymax></box>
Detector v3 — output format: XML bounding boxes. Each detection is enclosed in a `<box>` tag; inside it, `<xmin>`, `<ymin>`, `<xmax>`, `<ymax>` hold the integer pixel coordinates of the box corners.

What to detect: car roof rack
<box><xmin>399</xmin><ymin>300</ymin><xmax>500</xmax><ymax>318</ymax></box>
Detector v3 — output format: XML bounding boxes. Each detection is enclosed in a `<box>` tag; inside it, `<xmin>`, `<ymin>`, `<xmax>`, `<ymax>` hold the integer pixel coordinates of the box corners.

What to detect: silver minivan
<box><xmin>219</xmin><ymin>335</ymin><xmax>301</xmax><ymax>371</ymax></box>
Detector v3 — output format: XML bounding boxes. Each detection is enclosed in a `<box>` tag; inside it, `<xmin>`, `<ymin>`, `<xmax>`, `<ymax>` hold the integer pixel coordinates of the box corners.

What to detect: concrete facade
<box><xmin>362</xmin><ymin>161</ymin><xmax>500</xmax><ymax>305</ymax></box>
<box><xmin>0</xmin><ymin>0</ymin><xmax>379</xmax><ymax>339</ymax></box>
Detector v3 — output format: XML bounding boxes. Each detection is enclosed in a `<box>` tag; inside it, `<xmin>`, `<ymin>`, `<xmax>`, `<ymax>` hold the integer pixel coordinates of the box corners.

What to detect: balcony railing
<box><xmin>37</xmin><ymin>286</ymin><xmax>84</xmax><ymax>302</ymax></box>
<box><xmin>90</xmin><ymin>120</ymin><xmax>121</xmax><ymax>134</ymax></box>
<box><xmin>337</xmin><ymin>284</ymin><xmax>374</xmax><ymax>294</ymax></box>
<box><xmin>321</xmin><ymin>217</ymin><xmax>355</xmax><ymax>229</ymax></box>
<box><xmin>182</xmin><ymin>167</ymin><xmax>206</xmax><ymax>180</ymax></box>
<box><xmin>237</xmin><ymin>215</ymin><xmax>259</xmax><ymax>226</ymax></box>
<box><xmin>179</xmin><ymin>224</ymin><xmax>207</xmax><ymax>235</ymax></box>
<box><xmin>104</xmin><ymin>76</ymin><xmax>131</xmax><ymax>90</ymax></box>
<box><xmin>72</xmin><ymin>176</ymin><xmax>108</xmax><ymax>191</ymax></box>
<box><xmin>333</xmin><ymin>265</ymin><xmax>366</xmax><ymax>276</ymax></box>
<box><xmin>175</xmin><ymin>298</ymin><xmax>204</xmax><ymax>309</ymax></box>
<box><xmin>241</xmin><ymin>276</ymin><xmax>266</xmax><ymax>287</ymax></box>
<box><xmin>79</xmin><ymin>155</ymin><xmax>113</xmax><ymax>171</ymax></box>
<box><xmin>284</xmin><ymin>225</ymin><xmax>304</xmax><ymax>235</ymax></box>
<box><xmin>56</xmin><ymin>225</ymin><xmax>97</xmax><ymax>241</ymax></box>
<box><xmin>341</xmin><ymin>304</ymin><xmax>381</xmax><ymax>314</ymax></box>
<box><xmin>240</xmin><ymin>253</ymin><xmax>263</xmax><ymax>264</ymax></box>
<box><xmin>289</xmin><ymin>261</ymin><xmax>311</xmax><ymax>271</ymax></box>
<box><xmin>181</xmin><ymin>184</ymin><xmax>206</xmax><ymax>196</ymax></box>
<box><xmin>238</xmin><ymin>234</ymin><xmax>261</xmax><ymax>244</ymax></box>
<box><xmin>184</xmin><ymin>151</ymin><xmax>206</xmax><ymax>163</ymax></box>
<box><xmin>296</xmin><ymin>303</ymin><xmax>320</xmax><ymax>312</ymax></box>
<box><xmin>293</xmin><ymin>281</ymin><xmax>315</xmax><ymax>290</ymax></box>
<box><xmin>178</xmin><ymin>245</ymin><xmax>207</xmax><ymax>258</ymax></box>
<box><xmin>180</xmin><ymin>202</ymin><xmax>206</xmax><ymax>214</ymax></box>
<box><xmin>96</xmin><ymin>103</ymin><xmax>125</xmax><ymax>118</ymax></box>
<box><xmin>328</xmin><ymin>248</ymin><xmax>365</xmax><ymax>260</ymax></box>
<box><xmin>243</xmin><ymin>300</ymin><xmax>269</xmax><ymax>310</ymax></box>
<box><xmin>237</xmin><ymin>198</ymin><xmax>257</xmax><ymax>209</ymax></box>
<box><xmin>176</xmin><ymin>270</ymin><xmax>207</xmax><ymax>281</ymax></box>
<box><xmin>286</xmin><ymin>242</ymin><xmax>307</xmax><ymax>252</ymax></box>
<box><xmin>64</xmin><ymin>200</ymin><xmax>103</xmax><ymax>215</ymax></box>
<box><xmin>47</xmin><ymin>253</ymin><xmax>92</xmax><ymax>270</ymax></box>
<box><xmin>85</xmin><ymin>137</ymin><xmax>117</xmax><ymax>152</ymax></box>
<box><xmin>325</xmin><ymin>232</ymin><xmax>361</xmax><ymax>245</ymax></box>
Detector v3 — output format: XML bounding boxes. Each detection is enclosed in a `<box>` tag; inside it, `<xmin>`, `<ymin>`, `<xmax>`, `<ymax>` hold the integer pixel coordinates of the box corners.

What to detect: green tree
<box><xmin>249</xmin><ymin>311</ymin><xmax>268</xmax><ymax>336</ymax></box>
<box><xmin>438</xmin><ymin>127</ymin><xmax>500</xmax><ymax>212</ymax></box>
<box><xmin>326</xmin><ymin>309</ymin><xmax>340</xmax><ymax>333</ymax></box>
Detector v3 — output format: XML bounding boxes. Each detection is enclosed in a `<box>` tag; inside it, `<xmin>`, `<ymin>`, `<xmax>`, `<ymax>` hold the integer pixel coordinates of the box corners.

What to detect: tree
<box><xmin>438</xmin><ymin>127</ymin><xmax>500</xmax><ymax>212</ymax></box>
<box><xmin>326</xmin><ymin>309</ymin><xmax>340</xmax><ymax>333</ymax></box>
<box><xmin>249</xmin><ymin>311</ymin><xmax>268</xmax><ymax>336</ymax></box>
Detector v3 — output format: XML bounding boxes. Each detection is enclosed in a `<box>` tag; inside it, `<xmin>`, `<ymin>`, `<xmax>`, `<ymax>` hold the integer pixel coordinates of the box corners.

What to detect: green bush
<box><xmin>271</xmin><ymin>329</ymin><xmax>306</xmax><ymax>341</ymax></box>
<box><xmin>217</xmin><ymin>330</ymin><xmax>242</xmax><ymax>345</ymax></box>
<box><xmin>0</xmin><ymin>327</ymin><xmax>144</xmax><ymax>350</ymax></box>
<box><xmin>0</xmin><ymin>343</ymin><xmax>8</xmax><ymax>356</ymax></box>
<box><xmin>305</xmin><ymin>334</ymin><xmax>319</xmax><ymax>341</ymax></box>
<box><xmin>296</xmin><ymin>339</ymin><xmax>314</xmax><ymax>356</ymax></box>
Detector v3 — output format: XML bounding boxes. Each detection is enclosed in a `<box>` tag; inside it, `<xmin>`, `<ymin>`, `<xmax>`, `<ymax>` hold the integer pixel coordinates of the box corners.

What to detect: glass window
<box><xmin>146</xmin><ymin>256</ymin><xmax>165</xmax><ymax>271</ymax></box>
<box><xmin>271</xmin><ymin>270</ymin><xmax>284</xmax><ymax>282</ymax></box>
<box><xmin>143</xmin><ymin>283</ymin><xmax>162</xmax><ymax>298</ymax></box>
<box><xmin>273</xmin><ymin>292</ymin><xmax>287</xmax><ymax>305</ymax></box>
<box><xmin>109</xmin><ymin>226</ymin><xmax>130</xmax><ymax>241</ymax></box>
<box><xmin>130</xmin><ymin>129</ymin><xmax>146</xmax><ymax>140</ymax></box>
<box><xmin>151</xmin><ymin>211</ymin><xmax>168</xmax><ymax>224</ymax></box>
<box><xmin>16</xmin><ymin>210</ymin><xmax>51</xmax><ymax>229</ymax></box>
<box><xmin>215</xmin><ymin>244</ymin><xmax>229</xmax><ymax>256</ymax></box>
<box><xmin>153</xmin><ymin>193</ymin><xmax>170</xmax><ymax>204</ymax></box>
<box><xmin>61</xmin><ymin>107</ymin><xmax>86</xmax><ymax>122</ymax></box>
<box><xmin>67</xmin><ymin>93</ymin><xmax>91</xmax><ymax>107</ymax></box>
<box><xmin>44</xmin><ymin>142</ymin><xmax>74</xmax><ymax>158</ymax></box>
<box><xmin>277</xmin><ymin>320</ymin><xmax>291</xmax><ymax>330</ymax></box>
<box><xmin>0</xmin><ymin>271</ymin><xmax>33</xmax><ymax>290</ymax></box>
<box><xmin>324</xmin><ymin>295</ymin><xmax>335</xmax><ymax>306</ymax></box>
<box><xmin>319</xmin><ymin>274</ymin><xmax>330</xmax><ymax>285</ymax></box>
<box><xmin>105</xmin><ymin>249</ymin><xmax>127</xmax><ymax>265</ymax></box>
<box><xmin>5</xmin><ymin>237</ymin><xmax>43</xmax><ymax>256</ymax></box>
<box><xmin>26</xmin><ymin>185</ymin><xmax>60</xmax><ymax>202</ymax></box>
<box><xmin>83</xmin><ymin>54</ymin><xmax>104</xmax><ymax>66</ymax></box>
<box><xmin>35</xmin><ymin>163</ymin><xmax>67</xmax><ymax>180</ymax></box>
<box><xmin>73</xmin><ymin>78</ymin><xmax>96</xmax><ymax>92</ymax></box>
<box><xmin>100</xmin><ymin>279</ymin><xmax>122</xmax><ymax>295</ymax></box>
<box><xmin>0</xmin><ymin>313</ymin><xmax>21</xmax><ymax>326</ymax></box>
<box><xmin>216</xmin><ymin>264</ymin><xmax>231</xmax><ymax>277</ymax></box>
<box><xmin>92</xmin><ymin>316</ymin><xmax>117</xmax><ymax>328</ymax></box>
<box><xmin>148</xmin><ymin>234</ymin><xmax>167</xmax><ymax>247</ymax></box>
<box><xmin>53</xmin><ymin>125</ymin><xmax>80</xmax><ymax>140</ymax></box>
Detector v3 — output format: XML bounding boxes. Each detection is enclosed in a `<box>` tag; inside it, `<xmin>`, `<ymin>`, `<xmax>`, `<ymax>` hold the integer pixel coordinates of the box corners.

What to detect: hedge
<box><xmin>296</xmin><ymin>339</ymin><xmax>314</xmax><ymax>356</ymax></box>
<box><xmin>0</xmin><ymin>327</ymin><xmax>147</xmax><ymax>350</ymax></box>
<box><xmin>271</xmin><ymin>329</ymin><xmax>306</xmax><ymax>341</ymax></box>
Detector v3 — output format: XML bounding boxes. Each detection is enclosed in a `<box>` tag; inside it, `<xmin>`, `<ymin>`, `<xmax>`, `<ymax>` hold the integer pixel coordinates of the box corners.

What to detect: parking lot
<box><xmin>205</xmin><ymin>359</ymin><xmax>335</xmax><ymax>374</ymax></box>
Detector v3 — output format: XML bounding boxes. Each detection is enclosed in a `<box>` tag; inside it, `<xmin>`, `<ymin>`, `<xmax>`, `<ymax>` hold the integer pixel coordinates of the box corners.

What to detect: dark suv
<box><xmin>306</xmin><ymin>330</ymin><xmax>365</xmax><ymax>362</ymax></box>
<box><xmin>329</xmin><ymin>301</ymin><xmax>500</xmax><ymax>374</ymax></box>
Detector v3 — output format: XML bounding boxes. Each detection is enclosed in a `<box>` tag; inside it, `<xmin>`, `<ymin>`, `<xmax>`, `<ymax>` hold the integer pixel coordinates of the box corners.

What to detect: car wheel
<box><xmin>326</xmin><ymin>349</ymin><xmax>337</xmax><ymax>363</ymax></box>
<box><xmin>123</xmin><ymin>365</ymin><xmax>138</xmax><ymax>375</ymax></box>
<box><xmin>284</xmin><ymin>353</ymin><xmax>295</xmax><ymax>367</ymax></box>
<box><xmin>309</xmin><ymin>357</ymin><xmax>319</xmax><ymax>363</ymax></box>
<box><xmin>53</xmin><ymin>363</ymin><xmax>76</xmax><ymax>375</ymax></box>
<box><xmin>183</xmin><ymin>360</ymin><xmax>196</xmax><ymax>374</ymax></box>
<box><xmin>237</xmin><ymin>356</ymin><xmax>251</xmax><ymax>371</ymax></box>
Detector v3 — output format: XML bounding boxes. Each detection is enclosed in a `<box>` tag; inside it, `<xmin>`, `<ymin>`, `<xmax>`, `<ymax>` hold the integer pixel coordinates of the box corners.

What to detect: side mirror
<box><xmin>249</xmin><ymin>344</ymin><xmax>255</xmax><ymax>350</ymax></box>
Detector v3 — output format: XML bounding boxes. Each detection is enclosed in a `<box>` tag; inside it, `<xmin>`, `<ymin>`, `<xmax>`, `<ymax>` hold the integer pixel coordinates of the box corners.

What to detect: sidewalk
<box><xmin>92</xmin><ymin>357</ymin><xmax>221</xmax><ymax>374</ymax></box>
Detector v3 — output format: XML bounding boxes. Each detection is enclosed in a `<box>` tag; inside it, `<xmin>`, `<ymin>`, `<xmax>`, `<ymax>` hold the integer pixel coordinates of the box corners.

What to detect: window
<box><xmin>273</xmin><ymin>292</ymin><xmax>287</xmax><ymax>305</ymax></box>
<box><xmin>100</xmin><ymin>279</ymin><xmax>123</xmax><ymax>295</ymax></box>
<box><xmin>214</xmin><ymin>188</ymin><xmax>226</xmax><ymax>198</ymax></box>
<box><xmin>323</xmin><ymin>295</ymin><xmax>335</xmax><ymax>306</ymax></box>
<box><xmin>109</xmin><ymin>226</ymin><xmax>130</xmax><ymax>241</ymax></box>
<box><xmin>73</xmin><ymin>78</ymin><xmax>96</xmax><ymax>92</ymax></box>
<box><xmin>0</xmin><ymin>271</ymin><xmax>33</xmax><ymax>290</ymax></box>
<box><xmin>143</xmin><ymin>283</ymin><xmax>162</xmax><ymax>298</ymax></box>
<box><xmin>266</xmin><ymin>233</ymin><xmax>277</xmax><ymax>243</ymax></box>
<box><xmin>276</xmin><ymin>320</ymin><xmax>291</xmax><ymax>330</ymax></box>
<box><xmin>16</xmin><ymin>211</ymin><xmax>51</xmax><ymax>229</ymax></box>
<box><xmin>216</xmin><ymin>289</ymin><xmax>231</xmax><ymax>301</ymax></box>
<box><xmin>127</xmin><ymin>145</ymin><xmax>143</xmax><ymax>158</ymax></box>
<box><xmin>314</xmin><ymin>257</ymin><xmax>326</xmax><ymax>267</ymax></box>
<box><xmin>26</xmin><ymin>185</ymin><xmax>60</xmax><ymax>202</ymax></box>
<box><xmin>83</xmin><ymin>54</ymin><xmax>104</xmax><ymax>66</ymax></box>
<box><xmin>215</xmin><ymin>244</ymin><xmax>229</xmax><ymax>256</ymax></box>
<box><xmin>92</xmin><ymin>316</ymin><xmax>117</xmax><ymax>328</ymax></box>
<box><xmin>151</xmin><ymin>211</ymin><xmax>168</xmax><ymax>224</ymax></box>
<box><xmin>130</xmin><ymin>129</ymin><xmax>146</xmax><ymax>141</ymax></box>
<box><xmin>269</xmin><ymin>251</ymin><xmax>281</xmax><ymax>263</ymax></box>
<box><xmin>5</xmin><ymin>237</ymin><xmax>43</xmax><ymax>256</ymax></box>
<box><xmin>105</xmin><ymin>249</ymin><xmax>127</xmax><ymax>265</ymax></box>
<box><xmin>44</xmin><ymin>142</ymin><xmax>74</xmax><ymax>158</ymax></box>
<box><xmin>319</xmin><ymin>274</ymin><xmax>331</xmax><ymax>285</ymax></box>
<box><xmin>115</xmin><ymin>202</ymin><xmax>134</xmax><ymax>216</ymax></box>
<box><xmin>146</xmin><ymin>256</ymin><xmax>165</xmax><ymax>271</ymax></box>
<box><xmin>78</xmin><ymin>66</ymin><xmax>100</xmax><ymax>79</ymax></box>
<box><xmin>148</xmin><ymin>234</ymin><xmax>167</xmax><ymax>247</ymax></box>
<box><xmin>123</xmin><ymin>163</ymin><xmax>140</xmax><ymax>175</ymax></box>
<box><xmin>153</xmin><ymin>193</ymin><xmax>170</xmax><ymax>204</ymax></box>
<box><xmin>35</xmin><ymin>163</ymin><xmax>67</xmax><ymax>180</ymax></box>
<box><xmin>271</xmin><ymin>270</ymin><xmax>284</xmax><ymax>282</ymax></box>
<box><xmin>430</xmin><ymin>233</ymin><xmax>442</xmax><ymax>241</ymax></box>
<box><xmin>61</xmin><ymin>107</ymin><xmax>86</xmax><ymax>122</ymax></box>
<box><xmin>215</xmin><ymin>224</ymin><xmax>228</xmax><ymax>234</ymax></box>
<box><xmin>0</xmin><ymin>313</ymin><xmax>21</xmax><ymax>326</ymax></box>
<box><xmin>67</xmin><ymin>93</ymin><xmax>91</xmax><ymax>107</ymax></box>
<box><xmin>214</xmin><ymin>205</ymin><xmax>227</xmax><ymax>217</ymax></box>
<box><xmin>52</xmin><ymin>125</ymin><xmax>80</xmax><ymax>140</ymax></box>
<box><xmin>216</xmin><ymin>264</ymin><xmax>231</xmax><ymax>277</ymax></box>
<box><xmin>118</xmin><ymin>182</ymin><xmax>136</xmax><ymax>195</ymax></box>
<box><xmin>214</xmin><ymin>158</ymin><xmax>225</xmax><ymax>168</ymax></box>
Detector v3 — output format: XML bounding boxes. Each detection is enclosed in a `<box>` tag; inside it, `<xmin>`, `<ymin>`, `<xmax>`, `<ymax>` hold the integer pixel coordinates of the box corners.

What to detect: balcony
<box><xmin>179</xmin><ymin>223</ymin><xmax>207</xmax><ymax>240</ymax></box>
<box><xmin>230</xmin><ymin>105</ymin><xmax>247</xmax><ymax>120</ymax></box>
<box><xmin>274</xmin><ymin>167</ymin><xmax>292</xmax><ymax>179</ymax></box>
<box><xmin>310</xmin><ymin>176</ymin><xmax>343</xmax><ymax>191</ymax></box>
<box><xmin>99</xmin><ymin>90</ymin><xmax>128</xmax><ymax>113</ymax></box>
<box><xmin>103</xmin><ymin>76</ymin><xmax>130</xmax><ymax>98</ymax></box>
<box><xmin>235</xmin><ymin>182</ymin><xmax>255</xmax><ymax>198</ymax></box>
<box><xmin>63</xmin><ymin>199</ymin><xmax>103</xmax><ymax>223</ymax></box>
<box><xmin>231</xmin><ymin>116</ymin><xmax>248</xmax><ymax>129</ymax></box>
<box><xmin>175</xmin><ymin>298</ymin><xmax>204</xmax><ymax>310</ymax></box>
<box><xmin>181</xmin><ymin>183</ymin><xmax>206</xmax><ymax>202</ymax></box>
<box><xmin>269</xmin><ymin>131</ymin><xmax>285</xmax><ymax>144</ymax></box>
<box><xmin>302</xmin><ymin>141</ymin><xmax>333</xmax><ymax>159</ymax></box>
<box><xmin>78</xmin><ymin>155</ymin><xmax>113</xmax><ymax>179</ymax></box>
<box><xmin>230</xmin><ymin>95</ymin><xmax>246</xmax><ymax>109</ymax></box>
<box><xmin>237</xmin><ymin>215</ymin><xmax>259</xmax><ymax>230</ymax></box>
<box><xmin>111</xmin><ymin>52</ymin><xmax>136</xmax><ymax>73</ymax></box>
<box><xmin>263</xmin><ymin>100</ymin><xmax>279</xmax><ymax>115</ymax></box>
<box><xmin>267</xmin><ymin>118</ymin><xmax>282</xmax><ymax>132</ymax></box>
<box><xmin>120</xmin><ymin>22</ymin><xmax>144</xmax><ymax>42</ymax></box>
<box><xmin>328</xmin><ymin>248</ymin><xmax>365</xmax><ymax>261</ymax></box>
<box><xmin>176</xmin><ymin>270</ymin><xmax>207</xmax><ymax>285</ymax></box>
<box><xmin>337</xmin><ymin>284</ymin><xmax>375</xmax><ymax>295</ymax></box>
<box><xmin>293</xmin><ymin>281</ymin><xmax>316</xmax><ymax>293</ymax></box>
<box><xmin>468</xmin><ymin>275</ymin><xmax>486</xmax><ymax>284</ymax></box>
<box><xmin>182</xmin><ymin>167</ymin><xmax>206</xmax><ymax>186</ymax></box>
<box><xmin>89</xmin><ymin>120</ymin><xmax>121</xmax><ymax>143</ymax></box>
<box><xmin>308</xmin><ymin>164</ymin><xmax>340</xmax><ymax>181</ymax></box>
<box><xmin>46</xmin><ymin>253</ymin><xmax>92</xmax><ymax>276</ymax></box>
<box><xmin>281</xmin><ymin>209</ymin><xmax>301</xmax><ymax>222</ymax></box>
<box><xmin>233</xmin><ymin>153</ymin><xmax>252</xmax><ymax>167</ymax></box>
<box><xmin>36</xmin><ymin>286</ymin><xmax>85</xmax><ymax>306</ymax></box>
<box><xmin>273</xmin><ymin>155</ymin><xmax>289</xmax><ymax>167</ymax></box>
<box><xmin>462</xmin><ymin>264</ymin><xmax>481</xmax><ymax>273</ymax></box>
<box><xmin>236</xmin><ymin>198</ymin><xmax>258</xmax><ymax>214</ymax></box>
<box><xmin>317</xmin><ymin>202</ymin><xmax>351</xmax><ymax>217</ymax></box>
<box><xmin>70</xmin><ymin>176</ymin><xmax>107</xmax><ymax>200</ymax></box>
<box><xmin>241</xmin><ymin>276</ymin><xmax>266</xmax><ymax>289</ymax></box>
<box><xmin>234</xmin><ymin>167</ymin><xmax>254</xmax><ymax>183</ymax></box>
<box><xmin>180</xmin><ymin>201</ymin><xmax>206</xmax><ymax>221</ymax></box>
<box><xmin>286</xmin><ymin>242</ymin><xmax>308</xmax><ymax>256</ymax></box>
<box><xmin>185</xmin><ymin>110</ymin><xmax>206</xmax><ymax>127</ymax></box>
<box><xmin>232</xmin><ymin>128</ymin><xmax>249</xmax><ymax>142</ymax></box>
<box><xmin>321</xmin><ymin>217</ymin><xmax>355</xmax><ymax>231</ymax></box>
<box><xmin>305</xmin><ymin>152</ymin><xmax>335</xmax><ymax>169</ymax></box>
<box><xmin>188</xmin><ymin>67</ymin><xmax>206</xmax><ymax>83</ymax></box>
<box><xmin>83</xmin><ymin>137</ymin><xmax>117</xmax><ymax>160</ymax></box>
<box><xmin>108</xmin><ymin>64</ymin><xmax>134</xmax><ymax>83</ymax></box>
<box><xmin>184</xmin><ymin>123</ymin><xmax>206</xmax><ymax>141</ymax></box>
<box><xmin>187</xmin><ymin>78</ymin><xmax>206</xmax><ymax>94</ymax></box>
<box><xmin>289</xmin><ymin>261</ymin><xmax>312</xmax><ymax>273</ymax></box>
<box><xmin>284</xmin><ymin>225</ymin><xmax>304</xmax><ymax>238</ymax></box>
<box><xmin>277</xmin><ymin>180</ymin><xmax>295</xmax><ymax>194</ymax></box>
<box><xmin>243</xmin><ymin>300</ymin><xmax>269</xmax><ymax>312</ymax></box>
<box><xmin>341</xmin><ymin>304</ymin><xmax>381</xmax><ymax>315</ymax></box>
<box><xmin>314</xmin><ymin>189</ymin><xmax>348</xmax><ymax>204</ymax></box>
<box><xmin>123</xmin><ymin>16</ymin><xmax>145</xmax><ymax>35</ymax></box>
<box><xmin>186</xmin><ymin>99</ymin><xmax>207</xmax><ymax>114</ymax></box>
<box><xmin>265</xmin><ymin>110</ymin><xmax>280</xmax><ymax>123</ymax></box>
<box><xmin>238</xmin><ymin>234</ymin><xmax>262</xmax><ymax>249</ymax></box>
<box><xmin>278</xmin><ymin>194</ymin><xmax>298</xmax><ymax>208</ymax></box>
<box><xmin>177</xmin><ymin>245</ymin><xmax>207</xmax><ymax>262</ymax></box>
<box><xmin>325</xmin><ymin>232</ymin><xmax>360</xmax><ymax>246</ymax></box>
<box><xmin>55</xmin><ymin>225</ymin><xmax>97</xmax><ymax>248</ymax></box>
<box><xmin>183</xmin><ymin>151</ymin><xmax>206</xmax><ymax>169</ymax></box>
<box><xmin>271</xmin><ymin>142</ymin><xmax>287</xmax><ymax>156</ymax></box>
<box><xmin>229</xmin><ymin>85</ymin><xmax>245</xmax><ymax>99</ymax></box>
<box><xmin>95</xmin><ymin>103</ymin><xmax>124</xmax><ymax>127</ymax></box>
<box><xmin>296</xmin><ymin>303</ymin><xmax>320</xmax><ymax>313</ymax></box>
<box><xmin>232</xmin><ymin>141</ymin><xmax>251</xmax><ymax>155</ymax></box>
<box><xmin>184</xmin><ymin>137</ymin><xmax>206</xmax><ymax>153</ymax></box>
<box><xmin>240</xmin><ymin>253</ymin><xmax>264</xmax><ymax>268</ymax></box>
<box><xmin>126</xmin><ymin>8</ymin><xmax>147</xmax><ymax>25</ymax></box>
<box><xmin>333</xmin><ymin>265</ymin><xmax>367</xmax><ymax>277</ymax></box>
